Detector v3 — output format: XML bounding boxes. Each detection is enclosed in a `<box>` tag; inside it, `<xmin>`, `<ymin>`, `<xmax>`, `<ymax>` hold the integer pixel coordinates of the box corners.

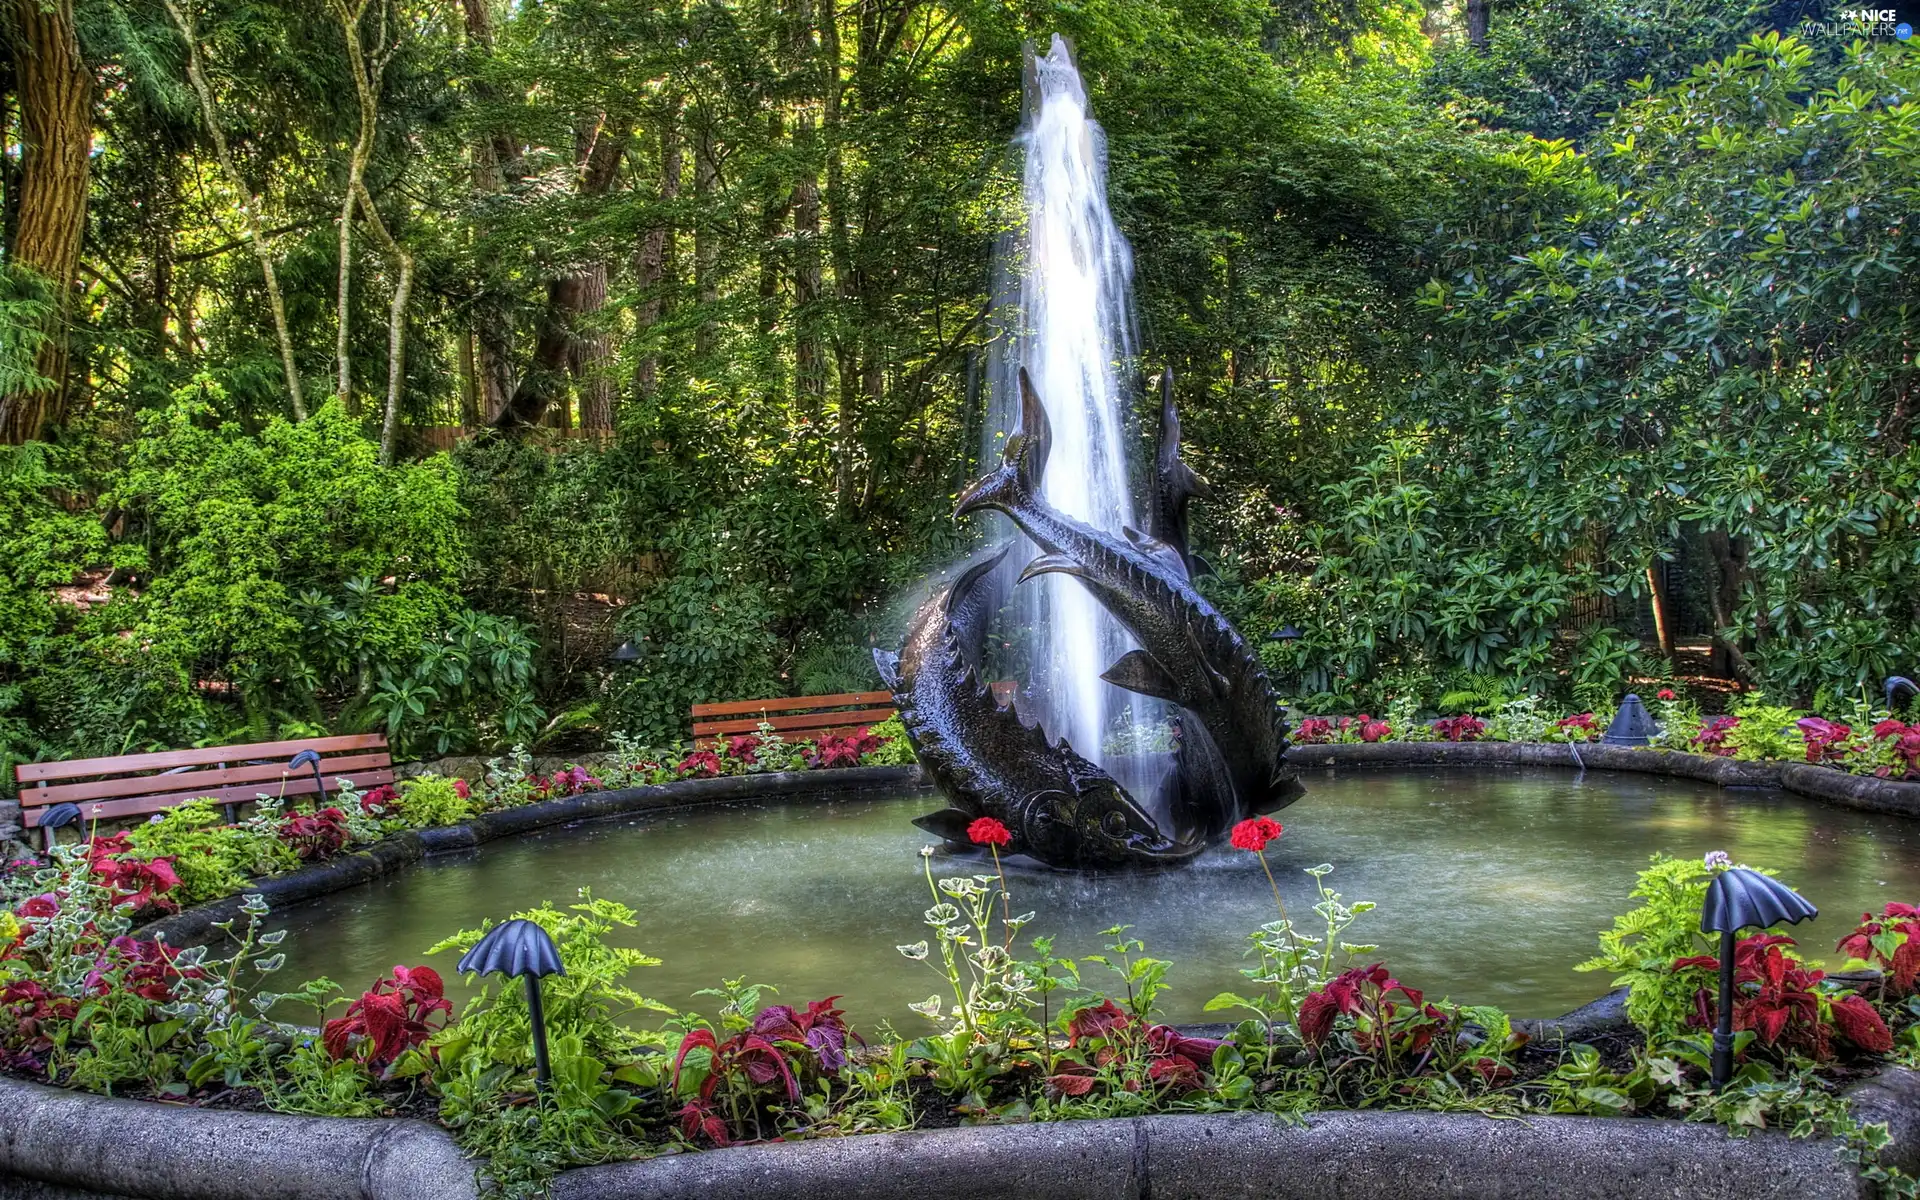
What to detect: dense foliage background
<box><xmin>0</xmin><ymin>0</ymin><xmax>1913</xmax><ymax>776</ymax></box>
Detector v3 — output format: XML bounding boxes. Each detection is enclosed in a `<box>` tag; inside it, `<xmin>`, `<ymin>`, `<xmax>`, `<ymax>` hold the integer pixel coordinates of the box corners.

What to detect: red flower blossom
<box><xmin>1229</xmin><ymin>817</ymin><xmax>1283</xmax><ymax>852</ymax></box>
<box><xmin>1657</xmin><ymin>689</ymin><xmax>1676</xmax><ymax>701</ymax></box>
<box><xmin>967</xmin><ymin>817</ymin><xmax>1011</xmax><ymax>847</ymax></box>
<box><xmin>452</xmin><ymin>778</ymin><xmax>470</xmax><ymax>800</ymax></box>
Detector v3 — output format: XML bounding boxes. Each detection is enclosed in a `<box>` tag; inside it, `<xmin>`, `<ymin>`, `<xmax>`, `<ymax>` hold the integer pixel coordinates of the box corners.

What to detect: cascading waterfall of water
<box><xmin>984</xmin><ymin>34</ymin><xmax>1169</xmax><ymax>800</ymax></box>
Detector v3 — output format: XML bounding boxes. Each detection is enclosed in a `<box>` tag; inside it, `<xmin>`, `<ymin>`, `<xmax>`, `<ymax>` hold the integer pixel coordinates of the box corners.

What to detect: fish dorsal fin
<box><xmin>1122</xmin><ymin>525</ymin><xmax>1189</xmax><ymax>580</ymax></box>
<box><xmin>1151</xmin><ymin>369</ymin><xmax>1213</xmax><ymax>572</ymax></box>
<box><xmin>1017</xmin><ymin>552</ymin><xmax>1089</xmax><ymax>585</ymax></box>
<box><xmin>1102</xmin><ymin>649</ymin><xmax>1182</xmax><ymax>704</ymax></box>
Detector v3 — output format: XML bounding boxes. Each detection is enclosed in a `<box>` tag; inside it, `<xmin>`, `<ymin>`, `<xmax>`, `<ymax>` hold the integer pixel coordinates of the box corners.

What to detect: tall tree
<box><xmin>1</xmin><ymin>0</ymin><xmax>91</xmax><ymax>443</ymax></box>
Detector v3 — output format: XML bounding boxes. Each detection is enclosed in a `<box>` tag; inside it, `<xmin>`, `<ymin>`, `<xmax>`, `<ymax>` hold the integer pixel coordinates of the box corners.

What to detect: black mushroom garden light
<box><xmin>1700</xmin><ymin>866</ymin><xmax>1818</xmax><ymax>1089</ymax></box>
<box><xmin>457</xmin><ymin>918</ymin><xmax>566</xmax><ymax>1090</ymax></box>
<box><xmin>37</xmin><ymin>801</ymin><xmax>81</xmax><ymax>852</ymax></box>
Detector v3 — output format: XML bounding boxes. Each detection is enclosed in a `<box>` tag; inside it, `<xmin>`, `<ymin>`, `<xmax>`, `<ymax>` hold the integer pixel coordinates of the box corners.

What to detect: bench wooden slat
<box><xmin>23</xmin><ymin>768</ymin><xmax>396</xmax><ymax>827</ymax></box>
<box><xmin>22</xmin><ymin>752</ymin><xmax>393</xmax><ymax>808</ymax></box>
<box><xmin>690</xmin><ymin>691</ymin><xmax>895</xmax><ymax>719</ymax></box>
<box><xmin>693</xmin><ymin>707</ymin><xmax>897</xmax><ymax>738</ymax></box>
<box><xmin>16</xmin><ymin>733</ymin><xmax>389</xmax><ymax>783</ymax></box>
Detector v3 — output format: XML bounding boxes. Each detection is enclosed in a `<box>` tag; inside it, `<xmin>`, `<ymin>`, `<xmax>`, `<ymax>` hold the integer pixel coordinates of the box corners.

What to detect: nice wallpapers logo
<box><xmin>1800</xmin><ymin>3</ymin><xmax>1916</xmax><ymax>38</ymax></box>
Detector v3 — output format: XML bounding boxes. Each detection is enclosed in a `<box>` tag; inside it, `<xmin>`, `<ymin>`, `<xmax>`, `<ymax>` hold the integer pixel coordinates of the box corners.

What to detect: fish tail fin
<box><xmin>956</xmin><ymin>368</ymin><xmax>1052</xmax><ymax>519</ymax></box>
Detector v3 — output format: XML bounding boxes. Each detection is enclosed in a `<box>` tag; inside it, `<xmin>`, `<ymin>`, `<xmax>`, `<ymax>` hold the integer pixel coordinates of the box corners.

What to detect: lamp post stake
<box><xmin>1711</xmin><ymin>926</ymin><xmax>1736</xmax><ymax>1088</ymax></box>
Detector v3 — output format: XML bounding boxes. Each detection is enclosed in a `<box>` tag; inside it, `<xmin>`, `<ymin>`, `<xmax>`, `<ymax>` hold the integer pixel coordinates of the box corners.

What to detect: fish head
<box><xmin>1066</xmin><ymin>782</ymin><xmax>1192</xmax><ymax>865</ymax></box>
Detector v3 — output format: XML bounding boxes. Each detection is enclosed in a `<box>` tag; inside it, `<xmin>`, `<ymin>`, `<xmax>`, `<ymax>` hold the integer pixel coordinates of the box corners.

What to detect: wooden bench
<box><xmin>691</xmin><ymin>692</ymin><xmax>897</xmax><ymax>748</ymax></box>
<box><xmin>14</xmin><ymin>733</ymin><xmax>394</xmax><ymax>847</ymax></box>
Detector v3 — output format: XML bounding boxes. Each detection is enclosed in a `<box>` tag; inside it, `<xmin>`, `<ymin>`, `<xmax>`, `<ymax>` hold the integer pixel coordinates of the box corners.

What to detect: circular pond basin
<box><xmin>265</xmin><ymin>768</ymin><xmax>1920</xmax><ymax>1026</ymax></box>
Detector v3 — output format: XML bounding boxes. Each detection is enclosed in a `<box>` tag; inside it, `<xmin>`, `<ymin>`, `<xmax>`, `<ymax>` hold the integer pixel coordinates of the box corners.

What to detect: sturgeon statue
<box><xmin>954</xmin><ymin>369</ymin><xmax>1303</xmax><ymax>837</ymax></box>
<box><xmin>874</xmin><ymin>549</ymin><xmax>1203</xmax><ymax>869</ymax></box>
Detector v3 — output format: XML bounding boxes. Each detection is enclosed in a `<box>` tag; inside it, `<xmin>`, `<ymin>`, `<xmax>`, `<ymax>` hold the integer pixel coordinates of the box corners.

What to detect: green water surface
<box><xmin>262</xmin><ymin>768</ymin><xmax>1920</xmax><ymax>1027</ymax></box>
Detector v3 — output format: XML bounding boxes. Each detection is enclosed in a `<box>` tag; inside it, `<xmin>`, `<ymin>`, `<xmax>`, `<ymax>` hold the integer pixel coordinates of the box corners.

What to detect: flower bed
<box><xmin>10</xmin><ymin>781</ymin><xmax>1920</xmax><ymax>1200</ymax></box>
<box><xmin>1290</xmin><ymin>688</ymin><xmax>1920</xmax><ymax>781</ymax></box>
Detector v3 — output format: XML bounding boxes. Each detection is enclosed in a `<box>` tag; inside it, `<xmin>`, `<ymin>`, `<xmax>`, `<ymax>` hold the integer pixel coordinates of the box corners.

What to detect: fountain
<box><xmin>875</xmin><ymin>37</ymin><xmax>1301</xmax><ymax>868</ymax></box>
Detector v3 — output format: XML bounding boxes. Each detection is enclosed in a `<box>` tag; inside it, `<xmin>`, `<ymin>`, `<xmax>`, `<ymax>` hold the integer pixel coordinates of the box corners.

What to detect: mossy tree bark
<box><xmin>1</xmin><ymin>0</ymin><xmax>91</xmax><ymax>444</ymax></box>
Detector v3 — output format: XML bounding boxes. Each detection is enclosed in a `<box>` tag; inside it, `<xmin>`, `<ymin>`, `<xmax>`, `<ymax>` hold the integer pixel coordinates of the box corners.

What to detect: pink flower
<box><xmin>1657</xmin><ymin>689</ymin><xmax>1676</xmax><ymax>701</ymax></box>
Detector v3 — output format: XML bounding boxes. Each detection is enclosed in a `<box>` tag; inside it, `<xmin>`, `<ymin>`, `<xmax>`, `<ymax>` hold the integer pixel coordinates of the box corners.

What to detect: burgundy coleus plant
<box><xmin>1045</xmin><ymin>999</ymin><xmax>1224</xmax><ymax>1099</ymax></box>
<box><xmin>86</xmin><ymin>833</ymin><xmax>182</xmax><ymax>915</ymax></box>
<box><xmin>1838</xmin><ymin>903</ymin><xmax>1920</xmax><ymax>997</ymax></box>
<box><xmin>360</xmin><ymin>784</ymin><xmax>399</xmax><ymax>815</ymax></box>
<box><xmin>0</xmin><ymin>979</ymin><xmax>79</xmax><ymax>1071</ymax></box>
<box><xmin>806</xmin><ymin>729</ymin><xmax>884</xmax><ymax>769</ymax></box>
<box><xmin>1556</xmin><ymin>713</ymin><xmax>1601</xmax><ymax>741</ymax></box>
<box><xmin>1297</xmin><ymin>963</ymin><xmax>1449</xmax><ymax>1063</ymax></box>
<box><xmin>278</xmin><ymin>807</ymin><xmax>351</xmax><ymax>862</ymax></box>
<box><xmin>84</xmin><ymin>936</ymin><xmax>204</xmax><ymax>1003</ymax></box>
<box><xmin>723</xmin><ymin>734</ymin><xmax>762</xmax><ymax>766</ymax></box>
<box><xmin>676</xmin><ymin>750</ymin><xmax>724</xmax><ymax>779</ymax></box>
<box><xmin>1693</xmin><ymin>715</ymin><xmax>1739</xmax><ymax>757</ymax></box>
<box><xmin>1795</xmin><ymin>717</ymin><xmax>1853</xmax><ymax>765</ymax></box>
<box><xmin>1871</xmin><ymin>721</ymin><xmax>1920</xmax><ymax>779</ymax></box>
<box><xmin>749</xmin><ymin>995</ymin><xmax>861</xmax><ymax>1071</ymax></box>
<box><xmin>1293</xmin><ymin>717</ymin><xmax>1336</xmax><ymax>745</ymax></box>
<box><xmin>322</xmin><ymin>965</ymin><xmax>454</xmax><ymax>1073</ymax></box>
<box><xmin>1431</xmin><ymin>714</ymin><xmax>1485</xmax><ymax>743</ymax></box>
<box><xmin>1675</xmin><ymin>934</ymin><xmax>1891</xmax><ymax>1059</ymax></box>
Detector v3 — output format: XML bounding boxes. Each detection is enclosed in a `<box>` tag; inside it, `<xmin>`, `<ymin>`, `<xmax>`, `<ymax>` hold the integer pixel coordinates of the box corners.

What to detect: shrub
<box><xmin>124</xmin><ymin>800</ymin><xmax>292</xmax><ymax>904</ymax></box>
<box><xmin>1576</xmin><ymin>853</ymin><xmax>1718</xmax><ymax>1037</ymax></box>
<box><xmin>863</xmin><ymin>717</ymin><xmax>917</xmax><ymax>766</ymax></box>
<box><xmin>393</xmin><ymin>775</ymin><xmax>473</xmax><ymax>828</ymax></box>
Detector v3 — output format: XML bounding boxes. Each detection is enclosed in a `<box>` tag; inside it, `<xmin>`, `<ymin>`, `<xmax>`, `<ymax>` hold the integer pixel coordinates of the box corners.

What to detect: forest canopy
<box><xmin>0</xmin><ymin>0</ymin><xmax>1913</xmax><ymax>770</ymax></box>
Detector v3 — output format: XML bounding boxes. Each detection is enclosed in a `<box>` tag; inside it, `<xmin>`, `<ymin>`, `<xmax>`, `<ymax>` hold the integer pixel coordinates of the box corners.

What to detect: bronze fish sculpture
<box><xmin>954</xmin><ymin>368</ymin><xmax>1303</xmax><ymax>837</ymax></box>
<box><xmin>875</xmin><ymin>548</ymin><xmax>1202</xmax><ymax>869</ymax></box>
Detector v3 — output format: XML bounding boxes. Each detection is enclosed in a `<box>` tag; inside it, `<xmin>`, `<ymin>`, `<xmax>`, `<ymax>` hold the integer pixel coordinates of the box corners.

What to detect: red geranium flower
<box><xmin>1657</xmin><ymin>689</ymin><xmax>1676</xmax><ymax>701</ymax></box>
<box><xmin>1230</xmin><ymin>817</ymin><xmax>1283</xmax><ymax>852</ymax></box>
<box><xmin>967</xmin><ymin>817</ymin><xmax>1011</xmax><ymax>847</ymax></box>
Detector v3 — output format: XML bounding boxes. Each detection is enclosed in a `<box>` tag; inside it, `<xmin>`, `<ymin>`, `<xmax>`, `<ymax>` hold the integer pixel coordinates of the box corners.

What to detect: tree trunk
<box><xmin>163</xmin><ymin>0</ymin><xmax>306</xmax><ymax>419</ymax></box>
<box><xmin>459</xmin><ymin>0</ymin><xmax>518</xmax><ymax>422</ymax></box>
<box><xmin>572</xmin><ymin>261</ymin><xmax>614</xmax><ymax>431</ymax></box>
<box><xmin>330</xmin><ymin>0</ymin><xmax>381</xmax><ymax>407</ymax></box>
<box><xmin>633</xmin><ymin>106</ymin><xmax>681</xmax><ymax>401</ymax></box>
<box><xmin>1</xmin><ymin>0</ymin><xmax>91</xmax><ymax>444</ymax></box>
<box><xmin>793</xmin><ymin>111</ymin><xmax>824</xmax><ymax>417</ymax></box>
<box><xmin>693</xmin><ymin>115</ymin><xmax>718</xmax><ymax>359</ymax></box>
<box><xmin>492</xmin><ymin>115</ymin><xmax>630</xmax><ymax>429</ymax></box>
<box><xmin>1466</xmin><ymin>0</ymin><xmax>1489</xmax><ymax>50</ymax></box>
<box><xmin>1705</xmin><ymin>531</ymin><xmax>1754</xmax><ymax>683</ymax></box>
<box><xmin>457</xmin><ymin>328</ymin><xmax>480</xmax><ymax>427</ymax></box>
<box><xmin>1646</xmin><ymin>563</ymin><xmax>1675</xmax><ymax>661</ymax></box>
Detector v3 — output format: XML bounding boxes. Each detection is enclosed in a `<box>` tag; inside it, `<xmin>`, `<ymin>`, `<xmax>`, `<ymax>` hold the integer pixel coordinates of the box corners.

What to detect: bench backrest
<box><xmin>691</xmin><ymin>691</ymin><xmax>897</xmax><ymax>747</ymax></box>
<box><xmin>14</xmin><ymin>733</ymin><xmax>394</xmax><ymax>828</ymax></box>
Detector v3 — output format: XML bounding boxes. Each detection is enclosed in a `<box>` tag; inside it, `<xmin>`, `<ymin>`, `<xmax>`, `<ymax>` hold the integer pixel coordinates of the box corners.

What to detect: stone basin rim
<box><xmin>3</xmin><ymin>1062</ymin><xmax>1918</xmax><ymax>1200</ymax></box>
